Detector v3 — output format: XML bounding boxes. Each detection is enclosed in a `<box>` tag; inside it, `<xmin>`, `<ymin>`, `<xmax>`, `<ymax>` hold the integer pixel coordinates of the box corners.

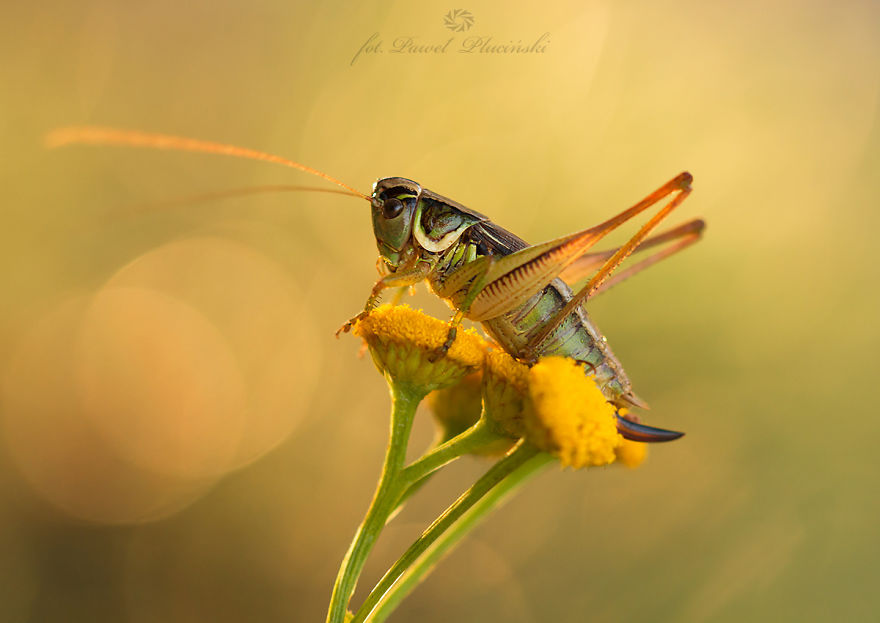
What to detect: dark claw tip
<box><xmin>616</xmin><ymin>414</ymin><xmax>684</xmax><ymax>443</ymax></box>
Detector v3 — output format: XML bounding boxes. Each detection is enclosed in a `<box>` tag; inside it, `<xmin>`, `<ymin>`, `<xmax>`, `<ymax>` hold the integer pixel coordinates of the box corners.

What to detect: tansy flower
<box><xmin>353</xmin><ymin>305</ymin><xmax>487</xmax><ymax>391</ymax></box>
<box><xmin>481</xmin><ymin>348</ymin><xmax>531</xmax><ymax>439</ymax></box>
<box><xmin>614</xmin><ymin>438</ymin><xmax>648</xmax><ymax>468</ymax></box>
<box><xmin>526</xmin><ymin>357</ymin><xmax>622</xmax><ymax>468</ymax></box>
<box><xmin>356</xmin><ymin>308</ymin><xmax>641</xmax><ymax>469</ymax></box>
<box><xmin>483</xmin><ymin>350</ymin><xmax>628</xmax><ymax>469</ymax></box>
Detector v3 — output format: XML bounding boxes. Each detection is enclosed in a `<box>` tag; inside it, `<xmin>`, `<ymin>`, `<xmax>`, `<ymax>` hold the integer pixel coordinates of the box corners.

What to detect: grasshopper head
<box><xmin>371</xmin><ymin>177</ymin><xmax>421</xmax><ymax>270</ymax></box>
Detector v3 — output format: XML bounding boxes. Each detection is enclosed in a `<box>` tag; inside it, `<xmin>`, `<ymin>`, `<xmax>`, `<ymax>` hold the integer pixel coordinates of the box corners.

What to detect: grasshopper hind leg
<box><xmin>427</xmin><ymin>310</ymin><xmax>465</xmax><ymax>363</ymax></box>
<box><xmin>428</xmin><ymin>256</ymin><xmax>498</xmax><ymax>362</ymax></box>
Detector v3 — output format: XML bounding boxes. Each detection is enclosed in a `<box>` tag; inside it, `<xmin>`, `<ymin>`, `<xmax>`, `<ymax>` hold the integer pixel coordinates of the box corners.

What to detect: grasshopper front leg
<box><xmin>336</xmin><ymin>260</ymin><xmax>435</xmax><ymax>336</ymax></box>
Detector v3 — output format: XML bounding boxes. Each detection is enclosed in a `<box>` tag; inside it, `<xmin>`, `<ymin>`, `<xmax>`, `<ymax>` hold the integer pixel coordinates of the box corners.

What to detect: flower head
<box><xmin>356</xmin><ymin>308</ymin><xmax>641</xmax><ymax>469</ymax></box>
<box><xmin>353</xmin><ymin>305</ymin><xmax>486</xmax><ymax>391</ymax></box>
<box><xmin>526</xmin><ymin>357</ymin><xmax>622</xmax><ymax>468</ymax></box>
<box><xmin>614</xmin><ymin>438</ymin><xmax>648</xmax><ymax>468</ymax></box>
<box><xmin>481</xmin><ymin>349</ymin><xmax>531</xmax><ymax>439</ymax></box>
<box><xmin>483</xmin><ymin>351</ymin><xmax>626</xmax><ymax>469</ymax></box>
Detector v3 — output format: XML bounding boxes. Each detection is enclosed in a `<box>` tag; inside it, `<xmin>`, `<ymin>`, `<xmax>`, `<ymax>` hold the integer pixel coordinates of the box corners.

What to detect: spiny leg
<box><xmin>437</xmin><ymin>179</ymin><xmax>704</xmax><ymax>356</ymax></box>
<box><xmin>559</xmin><ymin>218</ymin><xmax>705</xmax><ymax>287</ymax></box>
<box><xmin>459</xmin><ymin>173</ymin><xmax>694</xmax><ymax>324</ymax></box>
<box><xmin>429</xmin><ymin>310</ymin><xmax>464</xmax><ymax>362</ymax></box>
<box><xmin>521</xmin><ymin>173</ymin><xmax>693</xmax><ymax>358</ymax></box>
<box><xmin>335</xmin><ymin>261</ymin><xmax>433</xmax><ymax>336</ymax></box>
<box><xmin>428</xmin><ymin>257</ymin><xmax>497</xmax><ymax>361</ymax></box>
<box><xmin>589</xmin><ymin>218</ymin><xmax>704</xmax><ymax>298</ymax></box>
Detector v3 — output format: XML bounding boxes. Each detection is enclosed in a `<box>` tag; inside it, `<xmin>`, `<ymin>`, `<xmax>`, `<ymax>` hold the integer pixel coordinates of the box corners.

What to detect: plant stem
<box><xmin>351</xmin><ymin>441</ymin><xmax>544</xmax><ymax>623</ymax></box>
<box><xmin>389</xmin><ymin>416</ymin><xmax>500</xmax><ymax>521</ymax></box>
<box><xmin>401</xmin><ymin>416</ymin><xmax>500</xmax><ymax>487</ymax></box>
<box><xmin>369</xmin><ymin>450</ymin><xmax>552</xmax><ymax>622</ymax></box>
<box><xmin>325</xmin><ymin>382</ymin><xmax>424</xmax><ymax>623</ymax></box>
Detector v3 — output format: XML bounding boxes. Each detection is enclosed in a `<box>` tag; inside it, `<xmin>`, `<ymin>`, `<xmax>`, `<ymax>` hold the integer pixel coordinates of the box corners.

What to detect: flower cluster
<box><xmin>355</xmin><ymin>304</ymin><xmax>646</xmax><ymax>469</ymax></box>
<box><xmin>330</xmin><ymin>305</ymin><xmax>659</xmax><ymax>622</ymax></box>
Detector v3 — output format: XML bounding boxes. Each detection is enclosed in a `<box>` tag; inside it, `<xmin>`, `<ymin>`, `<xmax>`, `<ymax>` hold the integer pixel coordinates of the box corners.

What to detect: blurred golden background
<box><xmin>2</xmin><ymin>1</ymin><xmax>879</xmax><ymax>621</ymax></box>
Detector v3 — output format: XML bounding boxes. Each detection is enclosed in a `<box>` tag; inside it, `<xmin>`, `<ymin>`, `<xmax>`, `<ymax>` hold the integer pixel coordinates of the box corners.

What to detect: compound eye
<box><xmin>382</xmin><ymin>197</ymin><xmax>405</xmax><ymax>219</ymax></box>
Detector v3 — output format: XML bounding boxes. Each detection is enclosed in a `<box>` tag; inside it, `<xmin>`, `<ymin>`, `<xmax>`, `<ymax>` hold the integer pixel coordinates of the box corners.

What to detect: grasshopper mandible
<box><xmin>47</xmin><ymin>126</ymin><xmax>704</xmax><ymax>442</ymax></box>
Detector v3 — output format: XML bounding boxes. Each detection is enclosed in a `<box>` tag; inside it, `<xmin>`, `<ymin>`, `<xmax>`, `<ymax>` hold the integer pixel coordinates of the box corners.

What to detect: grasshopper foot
<box><xmin>428</xmin><ymin>326</ymin><xmax>458</xmax><ymax>363</ymax></box>
<box><xmin>335</xmin><ymin>311</ymin><xmax>369</xmax><ymax>338</ymax></box>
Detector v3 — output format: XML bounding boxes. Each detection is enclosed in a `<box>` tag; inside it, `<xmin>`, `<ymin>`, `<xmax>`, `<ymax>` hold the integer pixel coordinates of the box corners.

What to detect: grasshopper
<box><xmin>47</xmin><ymin>127</ymin><xmax>703</xmax><ymax>442</ymax></box>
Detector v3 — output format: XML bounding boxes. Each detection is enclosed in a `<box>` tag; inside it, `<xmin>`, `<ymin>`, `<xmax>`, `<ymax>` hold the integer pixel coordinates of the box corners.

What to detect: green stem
<box><xmin>325</xmin><ymin>382</ymin><xmax>424</xmax><ymax>623</ymax></box>
<box><xmin>370</xmin><ymin>451</ymin><xmax>553</xmax><ymax>622</ymax></box>
<box><xmin>389</xmin><ymin>416</ymin><xmax>504</xmax><ymax>521</ymax></box>
<box><xmin>351</xmin><ymin>441</ymin><xmax>544</xmax><ymax>623</ymax></box>
<box><xmin>401</xmin><ymin>416</ymin><xmax>500</xmax><ymax>487</ymax></box>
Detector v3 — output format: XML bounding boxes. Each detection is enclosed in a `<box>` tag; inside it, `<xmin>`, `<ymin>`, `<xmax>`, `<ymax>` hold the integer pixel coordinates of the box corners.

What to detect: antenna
<box><xmin>46</xmin><ymin>126</ymin><xmax>371</xmax><ymax>201</ymax></box>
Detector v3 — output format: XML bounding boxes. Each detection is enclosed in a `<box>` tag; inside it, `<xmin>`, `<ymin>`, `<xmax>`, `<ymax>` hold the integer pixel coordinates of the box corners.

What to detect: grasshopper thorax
<box><xmin>371</xmin><ymin>177</ymin><xmax>422</xmax><ymax>270</ymax></box>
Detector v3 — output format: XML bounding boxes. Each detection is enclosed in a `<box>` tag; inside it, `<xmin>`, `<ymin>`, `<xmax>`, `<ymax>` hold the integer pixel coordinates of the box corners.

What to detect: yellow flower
<box><xmin>356</xmin><ymin>309</ymin><xmax>638</xmax><ymax>469</ymax></box>
<box><xmin>526</xmin><ymin>357</ymin><xmax>622</xmax><ymax>469</ymax></box>
<box><xmin>353</xmin><ymin>305</ymin><xmax>486</xmax><ymax>391</ymax></box>
<box><xmin>482</xmin><ymin>348</ymin><xmax>531</xmax><ymax>439</ymax></box>
<box><xmin>614</xmin><ymin>438</ymin><xmax>648</xmax><ymax>468</ymax></box>
<box><xmin>482</xmin><ymin>352</ymin><xmax>626</xmax><ymax>469</ymax></box>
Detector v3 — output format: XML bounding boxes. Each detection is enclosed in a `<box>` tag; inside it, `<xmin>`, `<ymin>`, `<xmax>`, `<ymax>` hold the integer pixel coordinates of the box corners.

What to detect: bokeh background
<box><xmin>2</xmin><ymin>1</ymin><xmax>879</xmax><ymax>621</ymax></box>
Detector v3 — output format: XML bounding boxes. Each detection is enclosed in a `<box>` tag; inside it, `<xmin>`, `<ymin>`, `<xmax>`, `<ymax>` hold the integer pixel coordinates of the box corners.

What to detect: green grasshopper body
<box><xmin>46</xmin><ymin>126</ymin><xmax>701</xmax><ymax>442</ymax></box>
<box><xmin>361</xmin><ymin>175</ymin><xmax>702</xmax><ymax>442</ymax></box>
<box><xmin>416</xmin><ymin>186</ymin><xmax>637</xmax><ymax>403</ymax></box>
